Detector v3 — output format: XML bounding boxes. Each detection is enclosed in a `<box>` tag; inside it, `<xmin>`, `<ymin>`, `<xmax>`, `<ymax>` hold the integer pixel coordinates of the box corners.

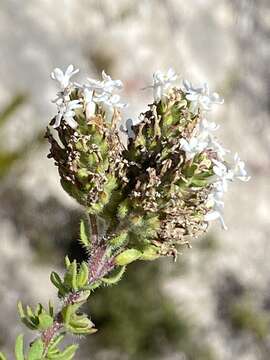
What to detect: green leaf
<box><xmin>77</xmin><ymin>262</ymin><xmax>89</xmax><ymax>289</ymax></box>
<box><xmin>17</xmin><ymin>303</ymin><xmax>37</xmax><ymax>330</ymax></box>
<box><xmin>61</xmin><ymin>305</ymin><xmax>73</xmax><ymax>326</ymax></box>
<box><xmin>48</xmin><ymin>300</ymin><xmax>54</xmax><ymax>317</ymax></box>
<box><xmin>109</xmin><ymin>232</ymin><xmax>128</xmax><ymax>249</ymax></box>
<box><xmin>47</xmin><ymin>345</ymin><xmax>78</xmax><ymax>360</ymax></box>
<box><xmin>50</xmin><ymin>272</ymin><xmax>66</xmax><ymax>296</ymax></box>
<box><xmin>79</xmin><ymin>219</ymin><xmax>90</xmax><ymax>248</ymax></box>
<box><xmin>71</xmin><ymin>260</ymin><xmax>78</xmax><ymax>291</ymax></box>
<box><xmin>27</xmin><ymin>339</ymin><xmax>44</xmax><ymax>360</ymax></box>
<box><xmin>140</xmin><ymin>245</ymin><xmax>160</xmax><ymax>261</ymax></box>
<box><xmin>15</xmin><ymin>334</ymin><xmax>24</xmax><ymax>360</ymax></box>
<box><xmin>102</xmin><ymin>266</ymin><xmax>126</xmax><ymax>285</ymax></box>
<box><xmin>115</xmin><ymin>249</ymin><xmax>142</xmax><ymax>266</ymax></box>
<box><xmin>47</xmin><ymin>334</ymin><xmax>65</xmax><ymax>352</ymax></box>
<box><xmin>38</xmin><ymin>313</ymin><xmax>54</xmax><ymax>330</ymax></box>
<box><xmin>64</xmin><ymin>256</ymin><xmax>71</xmax><ymax>268</ymax></box>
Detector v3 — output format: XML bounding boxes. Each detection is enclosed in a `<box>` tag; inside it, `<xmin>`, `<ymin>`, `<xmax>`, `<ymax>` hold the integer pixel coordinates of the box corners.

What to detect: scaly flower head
<box><xmin>47</xmin><ymin>65</ymin><xmax>249</xmax><ymax>260</ymax></box>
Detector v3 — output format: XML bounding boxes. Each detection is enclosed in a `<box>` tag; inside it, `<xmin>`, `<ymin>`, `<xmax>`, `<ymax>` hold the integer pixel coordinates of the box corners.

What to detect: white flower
<box><xmin>180</xmin><ymin>136</ymin><xmax>208</xmax><ymax>160</ymax></box>
<box><xmin>87</xmin><ymin>70</ymin><xmax>123</xmax><ymax>95</ymax></box>
<box><xmin>212</xmin><ymin>159</ymin><xmax>231</xmax><ymax>192</ymax></box>
<box><xmin>183</xmin><ymin>80</ymin><xmax>224</xmax><ymax>114</ymax></box>
<box><xmin>152</xmin><ymin>68</ymin><xmax>177</xmax><ymax>102</ymax></box>
<box><xmin>83</xmin><ymin>88</ymin><xmax>96</xmax><ymax>119</ymax></box>
<box><xmin>230</xmin><ymin>153</ymin><xmax>251</xmax><ymax>182</ymax></box>
<box><xmin>54</xmin><ymin>99</ymin><xmax>82</xmax><ymax>129</ymax></box>
<box><xmin>207</xmin><ymin>135</ymin><xmax>229</xmax><ymax>160</ymax></box>
<box><xmin>199</xmin><ymin>118</ymin><xmax>219</xmax><ymax>134</ymax></box>
<box><xmin>51</xmin><ymin>64</ymin><xmax>79</xmax><ymax>90</ymax></box>
<box><xmin>95</xmin><ymin>93</ymin><xmax>127</xmax><ymax>122</ymax></box>
<box><xmin>205</xmin><ymin>191</ymin><xmax>227</xmax><ymax>230</ymax></box>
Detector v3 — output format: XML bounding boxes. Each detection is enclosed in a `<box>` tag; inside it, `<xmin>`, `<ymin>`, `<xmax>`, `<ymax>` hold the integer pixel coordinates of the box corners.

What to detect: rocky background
<box><xmin>0</xmin><ymin>1</ymin><xmax>269</xmax><ymax>359</ymax></box>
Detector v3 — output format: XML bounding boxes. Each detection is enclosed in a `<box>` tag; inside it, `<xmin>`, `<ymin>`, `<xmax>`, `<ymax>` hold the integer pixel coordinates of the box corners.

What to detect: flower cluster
<box><xmin>150</xmin><ymin>70</ymin><xmax>249</xmax><ymax>232</ymax></box>
<box><xmin>48</xmin><ymin>64</ymin><xmax>249</xmax><ymax>253</ymax></box>
<box><xmin>1</xmin><ymin>65</ymin><xmax>249</xmax><ymax>360</ymax></box>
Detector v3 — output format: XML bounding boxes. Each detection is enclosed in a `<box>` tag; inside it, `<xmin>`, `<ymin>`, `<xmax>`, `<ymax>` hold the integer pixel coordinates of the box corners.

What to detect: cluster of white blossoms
<box><xmin>152</xmin><ymin>69</ymin><xmax>250</xmax><ymax>230</ymax></box>
<box><xmin>51</xmin><ymin>64</ymin><xmax>127</xmax><ymax>128</ymax></box>
<box><xmin>50</xmin><ymin>65</ymin><xmax>250</xmax><ymax>231</ymax></box>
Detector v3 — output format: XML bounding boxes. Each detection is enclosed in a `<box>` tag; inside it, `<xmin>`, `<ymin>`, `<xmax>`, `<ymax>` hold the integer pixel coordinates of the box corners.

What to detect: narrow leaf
<box><xmin>27</xmin><ymin>339</ymin><xmax>44</xmax><ymax>360</ymax></box>
<box><xmin>79</xmin><ymin>219</ymin><xmax>90</xmax><ymax>248</ymax></box>
<box><xmin>15</xmin><ymin>334</ymin><xmax>24</xmax><ymax>360</ymax></box>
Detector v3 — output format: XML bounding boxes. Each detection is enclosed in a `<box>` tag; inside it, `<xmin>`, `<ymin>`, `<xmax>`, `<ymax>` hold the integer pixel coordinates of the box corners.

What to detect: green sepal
<box><xmin>15</xmin><ymin>334</ymin><xmax>24</xmax><ymax>360</ymax></box>
<box><xmin>27</xmin><ymin>339</ymin><xmax>44</xmax><ymax>360</ymax></box>
<box><xmin>115</xmin><ymin>249</ymin><xmax>142</xmax><ymax>266</ymax></box>
<box><xmin>102</xmin><ymin>266</ymin><xmax>126</xmax><ymax>285</ymax></box>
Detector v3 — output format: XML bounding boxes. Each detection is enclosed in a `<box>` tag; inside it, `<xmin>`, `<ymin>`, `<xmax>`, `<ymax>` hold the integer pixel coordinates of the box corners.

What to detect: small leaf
<box><xmin>77</xmin><ymin>262</ymin><xmax>89</xmax><ymax>289</ymax></box>
<box><xmin>109</xmin><ymin>232</ymin><xmax>128</xmax><ymax>249</ymax></box>
<box><xmin>50</xmin><ymin>272</ymin><xmax>66</xmax><ymax>296</ymax></box>
<box><xmin>71</xmin><ymin>260</ymin><xmax>78</xmax><ymax>291</ymax></box>
<box><xmin>15</xmin><ymin>334</ymin><xmax>24</xmax><ymax>360</ymax></box>
<box><xmin>62</xmin><ymin>305</ymin><xmax>73</xmax><ymax>326</ymax></box>
<box><xmin>48</xmin><ymin>345</ymin><xmax>78</xmax><ymax>360</ymax></box>
<box><xmin>38</xmin><ymin>313</ymin><xmax>54</xmax><ymax>330</ymax></box>
<box><xmin>65</xmin><ymin>256</ymin><xmax>71</xmax><ymax>268</ymax></box>
<box><xmin>47</xmin><ymin>334</ymin><xmax>65</xmax><ymax>352</ymax></box>
<box><xmin>79</xmin><ymin>219</ymin><xmax>90</xmax><ymax>248</ymax></box>
<box><xmin>140</xmin><ymin>245</ymin><xmax>160</xmax><ymax>261</ymax></box>
<box><xmin>27</xmin><ymin>339</ymin><xmax>44</xmax><ymax>360</ymax></box>
<box><xmin>102</xmin><ymin>266</ymin><xmax>126</xmax><ymax>285</ymax></box>
<box><xmin>115</xmin><ymin>249</ymin><xmax>142</xmax><ymax>266</ymax></box>
<box><xmin>48</xmin><ymin>300</ymin><xmax>54</xmax><ymax>317</ymax></box>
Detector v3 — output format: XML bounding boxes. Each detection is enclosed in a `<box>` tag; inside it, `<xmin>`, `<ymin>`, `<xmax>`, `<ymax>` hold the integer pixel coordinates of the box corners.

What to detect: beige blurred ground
<box><xmin>0</xmin><ymin>1</ymin><xmax>270</xmax><ymax>359</ymax></box>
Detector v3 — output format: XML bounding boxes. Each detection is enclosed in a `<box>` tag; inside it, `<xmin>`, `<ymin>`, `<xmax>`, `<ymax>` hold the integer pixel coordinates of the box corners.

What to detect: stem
<box><xmin>41</xmin><ymin>236</ymin><xmax>115</xmax><ymax>353</ymax></box>
<box><xmin>89</xmin><ymin>214</ymin><xmax>99</xmax><ymax>245</ymax></box>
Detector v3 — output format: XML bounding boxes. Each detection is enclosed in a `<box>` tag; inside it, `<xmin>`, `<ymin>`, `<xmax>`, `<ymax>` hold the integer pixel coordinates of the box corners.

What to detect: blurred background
<box><xmin>0</xmin><ymin>0</ymin><xmax>269</xmax><ymax>359</ymax></box>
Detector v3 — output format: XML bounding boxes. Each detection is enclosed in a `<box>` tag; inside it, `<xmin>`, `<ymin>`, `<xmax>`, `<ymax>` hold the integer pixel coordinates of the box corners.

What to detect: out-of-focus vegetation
<box><xmin>88</xmin><ymin>261</ymin><xmax>216</xmax><ymax>360</ymax></box>
<box><xmin>0</xmin><ymin>95</ymin><xmax>27</xmax><ymax>178</ymax></box>
<box><xmin>0</xmin><ymin>94</ymin><xmax>45</xmax><ymax>179</ymax></box>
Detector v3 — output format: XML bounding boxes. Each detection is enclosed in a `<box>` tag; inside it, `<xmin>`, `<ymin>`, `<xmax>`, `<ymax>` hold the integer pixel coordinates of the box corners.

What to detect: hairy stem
<box><xmin>41</xmin><ymin>218</ymin><xmax>115</xmax><ymax>354</ymax></box>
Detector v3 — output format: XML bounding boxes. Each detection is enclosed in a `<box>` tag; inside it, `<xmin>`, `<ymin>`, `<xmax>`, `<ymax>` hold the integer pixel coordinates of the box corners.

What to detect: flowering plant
<box><xmin>0</xmin><ymin>65</ymin><xmax>249</xmax><ymax>360</ymax></box>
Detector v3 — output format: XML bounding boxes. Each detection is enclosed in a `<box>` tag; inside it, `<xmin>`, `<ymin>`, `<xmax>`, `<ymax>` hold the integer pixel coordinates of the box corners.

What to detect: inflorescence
<box><xmin>48</xmin><ymin>65</ymin><xmax>249</xmax><ymax>244</ymax></box>
<box><xmin>0</xmin><ymin>65</ymin><xmax>249</xmax><ymax>360</ymax></box>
